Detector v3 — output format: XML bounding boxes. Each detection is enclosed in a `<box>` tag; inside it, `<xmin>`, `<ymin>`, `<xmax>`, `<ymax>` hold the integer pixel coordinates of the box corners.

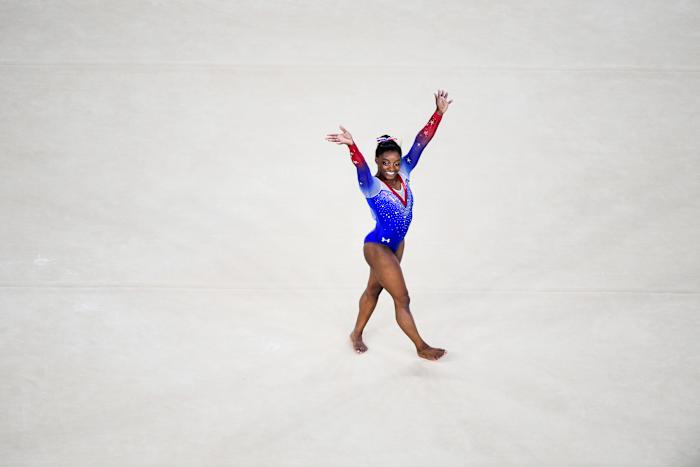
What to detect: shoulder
<box><xmin>363</xmin><ymin>176</ymin><xmax>383</xmax><ymax>198</ymax></box>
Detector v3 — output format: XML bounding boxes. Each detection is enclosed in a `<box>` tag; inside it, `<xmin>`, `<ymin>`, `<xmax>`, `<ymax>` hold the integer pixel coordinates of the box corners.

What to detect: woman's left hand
<box><xmin>434</xmin><ymin>89</ymin><xmax>453</xmax><ymax>115</ymax></box>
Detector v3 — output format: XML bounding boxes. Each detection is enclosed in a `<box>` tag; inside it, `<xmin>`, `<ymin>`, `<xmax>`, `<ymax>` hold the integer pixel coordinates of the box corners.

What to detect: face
<box><xmin>376</xmin><ymin>150</ymin><xmax>401</xmax><ymax>179</ymax></box>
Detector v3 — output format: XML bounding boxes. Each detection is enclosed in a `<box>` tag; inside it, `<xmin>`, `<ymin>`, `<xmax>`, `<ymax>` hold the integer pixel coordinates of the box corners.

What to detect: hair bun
<box><xmin>375</xmin><ymin>134</ymin><xmax>402</xmax><ymax>158</ymax></box>
<box><xmin>376</xmin><ymin>135</ymin><xmax>397</xmax><ymax>144</ymax></box>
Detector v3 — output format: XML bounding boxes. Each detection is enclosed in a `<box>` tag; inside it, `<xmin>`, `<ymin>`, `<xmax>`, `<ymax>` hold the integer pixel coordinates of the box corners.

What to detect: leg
<box><xmin>350</xmin><ymin>240</ymin><xmax>405</xmax><ymax>353</ymax></box>
<box><xmin>362</xmin><ymin>242</ymin><xmax>446</xmax><ymax>361</ymax></box>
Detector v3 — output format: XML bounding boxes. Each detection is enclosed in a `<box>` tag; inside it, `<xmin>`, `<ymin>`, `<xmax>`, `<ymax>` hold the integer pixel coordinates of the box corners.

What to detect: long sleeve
<box><xmin>348</xmin><ymin>143</ymin><xmax>379</xmax><ymax>197</ymax></box>
<box><xmin>401</xmin><ymin>110</ymin><xmax>443</xmax><ymax>175</ymax></box>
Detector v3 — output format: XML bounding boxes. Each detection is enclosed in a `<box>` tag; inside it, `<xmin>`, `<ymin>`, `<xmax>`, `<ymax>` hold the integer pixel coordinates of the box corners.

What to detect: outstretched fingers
<box><xmin>326</xmin><ymin>125</ymin><xmax>353</xmax><ymax>145</ymax></box>
<box><xmin>325</xmin><ymin>130</ymin><xmax>343</xmax><ymax>144</ymax></box>
<box><xmin>435</xmin><ymin>89</ymin><xmax>453</xmax><ymax>101</ymax></box>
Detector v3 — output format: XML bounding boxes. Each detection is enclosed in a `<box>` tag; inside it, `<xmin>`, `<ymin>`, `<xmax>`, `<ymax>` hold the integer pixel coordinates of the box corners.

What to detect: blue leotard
<box><xmin>348</xmin><ymin>110</ymin><xmax>443</xmax><ymax>253</ymax></box>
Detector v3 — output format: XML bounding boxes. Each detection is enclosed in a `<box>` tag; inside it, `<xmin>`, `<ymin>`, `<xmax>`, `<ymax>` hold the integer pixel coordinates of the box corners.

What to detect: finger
<box><xmin>339</xmin><ymin>125</ymin><xmax>347</xmax><ymax>132</ymax></box>
<box><xmin>448</xmin><ymin>99</ymin><xmax>453</xmax><ymax>104</ymax></box>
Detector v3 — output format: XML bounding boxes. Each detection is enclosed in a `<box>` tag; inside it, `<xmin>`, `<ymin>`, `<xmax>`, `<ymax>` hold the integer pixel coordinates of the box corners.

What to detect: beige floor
<box><xmin>3</xmin><ymin>288</ymin><xmax>699</xmax><ymax>466</ymax></box>
<box><xmin>2</xmin><ymin>1</ymin><xmax>700</xmax><ymax>466</ymax></box>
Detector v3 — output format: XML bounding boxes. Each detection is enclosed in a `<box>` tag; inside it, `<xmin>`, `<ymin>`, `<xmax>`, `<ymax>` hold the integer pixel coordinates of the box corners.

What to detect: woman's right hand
<box><xmin>325</xmin><ymin>125</ymin><xmax>355</xmax><ymax>146</ymax></box>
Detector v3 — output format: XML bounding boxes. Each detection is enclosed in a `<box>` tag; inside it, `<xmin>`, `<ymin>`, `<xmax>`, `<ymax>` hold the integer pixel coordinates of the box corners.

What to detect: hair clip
<box><xmin>376</xmin><ymin>136</ymin><xmax>397</xmax><ymax>143</ymax></box>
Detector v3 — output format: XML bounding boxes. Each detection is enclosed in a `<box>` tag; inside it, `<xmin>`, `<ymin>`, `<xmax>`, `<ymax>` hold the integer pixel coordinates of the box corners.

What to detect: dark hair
<box><xmin>375</xmin><ymin>134</ymin><xmax>402</xmax><ymax>159</ymax></box>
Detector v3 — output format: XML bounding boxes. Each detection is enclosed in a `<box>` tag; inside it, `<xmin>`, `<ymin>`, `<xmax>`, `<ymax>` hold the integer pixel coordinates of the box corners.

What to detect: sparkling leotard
<box><xmin>348</xmin><ymin>110</ymin><xmax>443</xmax><ymax>252</ymax></box>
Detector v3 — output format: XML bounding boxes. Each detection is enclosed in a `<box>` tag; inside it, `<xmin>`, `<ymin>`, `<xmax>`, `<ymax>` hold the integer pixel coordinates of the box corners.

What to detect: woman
<box><xmin>325</xmin><ymin>89</ymin><xmax>453</xmax><ymax>361</ymax></box>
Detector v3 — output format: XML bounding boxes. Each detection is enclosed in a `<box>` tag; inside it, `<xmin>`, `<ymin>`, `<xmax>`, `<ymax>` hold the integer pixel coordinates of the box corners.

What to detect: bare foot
<box><xmin>417</xmin><ymin>344</ymin><xmax>447</xmax><ymax>361</ymax></box>
<box><xmin>349</xmin><ymin>332</ymin><xmax>368</xmax><ymax>353</ymax></box>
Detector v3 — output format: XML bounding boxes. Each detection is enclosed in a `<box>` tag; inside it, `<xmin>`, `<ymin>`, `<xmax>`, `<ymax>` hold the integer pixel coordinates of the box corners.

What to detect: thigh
<box><xmin>395</xmin><ymin>239</ymin><xmax>405</xmax><ymax>263</ymax></box>
<box><xmin>363</xmin><ymin>242</ymin><xmax>409</xmax><ymax>299</ymax></box>
<box><xmin>366</xmin><ymin>239</ymin><xmax>405</xmax><ymax>291</ymax></box>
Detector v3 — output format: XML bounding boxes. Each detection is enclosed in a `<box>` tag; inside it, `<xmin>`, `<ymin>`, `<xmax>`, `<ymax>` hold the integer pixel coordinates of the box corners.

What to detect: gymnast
<box><xmin>325</xmin><ymin>89</ymin><xmax>453</xmax><ymax>361</ymax></box>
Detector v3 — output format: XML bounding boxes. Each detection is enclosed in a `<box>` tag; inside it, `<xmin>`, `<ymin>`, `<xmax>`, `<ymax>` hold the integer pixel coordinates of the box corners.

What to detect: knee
<box><xmin>364</xmin><ymin>286</ymin><xmax>383</xmax><ymax>300</ymax></box>
<box><xmin>393</xmin><ymin>292</ymin><xmax>410</xmax><ymax>309</ymax></box>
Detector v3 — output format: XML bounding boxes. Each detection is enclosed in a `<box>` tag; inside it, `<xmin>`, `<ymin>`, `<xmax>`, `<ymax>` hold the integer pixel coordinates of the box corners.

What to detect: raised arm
<box><xmin>326</xmin><ymin>125</ymin><xmax>380</xmax><ymax>197</ymax></box>
<box><xmin>401</xmin><ymin>111</ymin><xmax>443</xmax><ymax>174</ymax></box>
<box><xmin>401</xmin><ymin>89</ymin><xmax>453</xmax><ymax>176</ymax></box>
